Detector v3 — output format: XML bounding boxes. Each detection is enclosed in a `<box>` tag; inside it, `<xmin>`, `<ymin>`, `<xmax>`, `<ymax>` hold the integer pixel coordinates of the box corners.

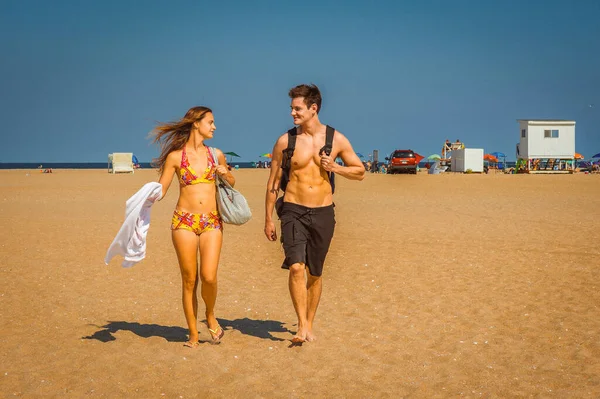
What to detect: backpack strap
<box><xmin>281</xmin><ymin>127</ymin><xmax>297</xmax><ymax>170</ymax></box>
<box><xmin>320</xmin><ymin>125</ymin><xmax>336</xmax><ymax>194</ymax></box>
<box><xmin>319</xmin><ymin>125</ymin><xmax>335</xmax><ymax>156</ymax></box>
<box><xmin>279</xmin><ymin>127</ymin><xmax>297</xmax><ymax>192</ymax></box>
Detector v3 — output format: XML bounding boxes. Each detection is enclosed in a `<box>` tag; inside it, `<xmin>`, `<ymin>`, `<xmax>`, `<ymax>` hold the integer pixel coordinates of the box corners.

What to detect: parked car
<box><xmin>386</xmin><ymin>150</ymin><xmax>419</xmax><ymax>174</ymax></box>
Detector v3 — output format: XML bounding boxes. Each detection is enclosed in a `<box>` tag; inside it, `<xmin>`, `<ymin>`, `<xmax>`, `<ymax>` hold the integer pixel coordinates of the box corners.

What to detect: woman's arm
<box><xmin>215</xmin><ymin>149</ymin><xmax>235</xmax><ymax>187</ymax></box>
<box><xmin>157</xmin><ymin>152</ymin><xmax>178</xmax><ymax>199</ymax></box>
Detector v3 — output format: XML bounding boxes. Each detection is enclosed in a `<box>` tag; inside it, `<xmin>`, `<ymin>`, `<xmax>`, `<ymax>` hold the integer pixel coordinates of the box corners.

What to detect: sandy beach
<box><xmin>1</xmin><ymin>168</ymin><xmax>599</xmax><ymax>398</ymax></box>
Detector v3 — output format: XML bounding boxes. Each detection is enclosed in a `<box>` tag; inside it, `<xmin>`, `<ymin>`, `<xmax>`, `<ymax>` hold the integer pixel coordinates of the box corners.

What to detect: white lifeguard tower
<box><xmin>515</xmin><ymin>119</ymin><xmax>575</xmax><ymax>173</ymax></box>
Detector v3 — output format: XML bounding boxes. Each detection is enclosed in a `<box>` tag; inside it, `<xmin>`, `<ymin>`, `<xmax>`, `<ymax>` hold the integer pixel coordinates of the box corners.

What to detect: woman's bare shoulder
<box><xmin>165</xmin><ymin>149</ymin><xmax>182</xmax><ymax>166</ymax></box>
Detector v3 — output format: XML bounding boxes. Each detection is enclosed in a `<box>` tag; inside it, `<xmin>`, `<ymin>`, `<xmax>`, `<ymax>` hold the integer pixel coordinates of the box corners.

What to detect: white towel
<box><xmin>105</xmin><ymin>182</ymin><xmax>163</xmax><ymax>268</ymax></box>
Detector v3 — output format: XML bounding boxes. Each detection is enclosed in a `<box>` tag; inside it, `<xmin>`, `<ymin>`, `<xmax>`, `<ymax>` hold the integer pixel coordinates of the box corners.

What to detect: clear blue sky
<box><xmin>1</xmin><ymin>0</ymin><xmax>598</xmax><ymax>162</ymax></box>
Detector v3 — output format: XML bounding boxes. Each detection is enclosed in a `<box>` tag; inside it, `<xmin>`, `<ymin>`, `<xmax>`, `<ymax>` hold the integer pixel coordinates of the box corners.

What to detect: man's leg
<box><xmin>305</xmin><ymin>273</ymin><xmax>322</xmax><ymax>342</ymax></box>
<box><xmin>289</xmin><ymin>262</ymin><xmax>308</xmax><ymax>342</ymax></box>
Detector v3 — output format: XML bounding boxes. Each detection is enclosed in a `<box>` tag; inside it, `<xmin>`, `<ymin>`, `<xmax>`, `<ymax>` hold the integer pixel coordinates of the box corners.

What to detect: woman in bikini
<box><xmin>151</xmin><ymin>106</ymin><xmax>234</xmax><ymax>347</ymax></box>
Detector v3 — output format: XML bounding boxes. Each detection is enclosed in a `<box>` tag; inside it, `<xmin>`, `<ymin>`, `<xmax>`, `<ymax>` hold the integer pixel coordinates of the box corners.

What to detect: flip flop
<box><xmin>208</xmin><ymin>326</ymin><xmax>224</xmax><ymax>344</ymax></box>
<box><xmin>183</xmin><ymin>340</ymin><xmax>200</xmax><ymax>348</ymax></box>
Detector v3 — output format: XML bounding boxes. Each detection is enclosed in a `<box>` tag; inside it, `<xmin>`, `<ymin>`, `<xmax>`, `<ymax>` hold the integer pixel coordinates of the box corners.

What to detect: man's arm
<box><xmin>264</xmin><ymin>134</ymin><xmax>287</xmax><ymax>241</ymax></box>
<box><xmin>321</xmin><ymin>132</ymin><xmax>365</xmax><ymax>181</ymax></box>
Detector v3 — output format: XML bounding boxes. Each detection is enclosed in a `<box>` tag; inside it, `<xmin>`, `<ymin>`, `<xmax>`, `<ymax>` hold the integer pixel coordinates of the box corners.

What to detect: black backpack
<box><xmin>280</xmin><ymin>125</ymin><xmax>335</xmax><ymax>193</ymax></box>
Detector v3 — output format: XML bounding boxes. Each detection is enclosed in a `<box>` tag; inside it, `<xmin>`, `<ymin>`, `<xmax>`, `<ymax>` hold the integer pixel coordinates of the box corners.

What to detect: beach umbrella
<box><xmin>490</xmin><ymin>151</ymin><xmax>506</xmax><ymax>158</ymax></box>
<box><xmin>356</xmin><ymin>152</ymin><xmax>365</xmax><ymax>159</ymax></box>
<box><xmin>574</xmin><ymin>153</ymin><xmax>585</xmax><ymax>159</ymax></box>
<box><xmin>414</xmin><ymin>152</ymin><xmax>425</xmax><ymax>163</ymax></box>
<box><xmin>260</xmin><ymin>153</ymin><xmax>272</xmax><ymax>158</ymax></box>
<box><xmin>484</xmin><ymin>154</ymin><xmax>498</xmax><ymax>162</ymax></box>
<box><xmin>223</xmin><ymin>151</ymin><xmax>241</xmax><ymax>163</ymax></box>
<box><xmin>592</xmin><ymin>153</ymin><xmax>600</xmax><ymax>158</ymax></box>
<box><xmin>427</xmin><ymin>154</ymin><xmax>441</xmax><ymax>160</ymax></box>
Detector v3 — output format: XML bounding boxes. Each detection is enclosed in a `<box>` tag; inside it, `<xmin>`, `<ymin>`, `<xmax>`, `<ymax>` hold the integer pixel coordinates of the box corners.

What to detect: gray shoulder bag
<box><xmin>208</xmin><ymin>147</ymin><xmax>252</xmax><ymax>225</ymax></box>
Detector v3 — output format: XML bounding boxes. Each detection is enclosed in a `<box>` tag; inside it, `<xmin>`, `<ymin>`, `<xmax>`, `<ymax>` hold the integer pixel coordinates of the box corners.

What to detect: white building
<box><xmin>516</xmin><ymin>119</ymin><xmax>576</xmax><ymax>173</ymax></box>
<box><xmin>451</xmin><ymin>148</ymin><xmax>484</xmax><ymax>173</ymax></box>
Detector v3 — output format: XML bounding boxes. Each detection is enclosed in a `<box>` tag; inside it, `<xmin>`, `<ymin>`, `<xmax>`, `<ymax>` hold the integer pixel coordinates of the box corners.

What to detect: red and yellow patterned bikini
<box><xmin>171</xmin><ymin>146</ymin><xmax>223</xmax><ymax>235</ymax></box>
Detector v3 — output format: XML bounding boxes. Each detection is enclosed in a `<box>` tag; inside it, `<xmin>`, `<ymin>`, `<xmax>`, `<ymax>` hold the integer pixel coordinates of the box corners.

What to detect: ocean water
<box><xmin>0</xmin><ymin>161</ymin><xmax>515</xmax><ymax>170</ymax></box>
<box><xmin>0</xmin><ymin>162</ymin><xmax>259</xmax><ymax>170</ymax></box>
<box><xmin>0</xmin><ymin>161</ymin><xmax>517</xmax><ymax>170</ymax></box>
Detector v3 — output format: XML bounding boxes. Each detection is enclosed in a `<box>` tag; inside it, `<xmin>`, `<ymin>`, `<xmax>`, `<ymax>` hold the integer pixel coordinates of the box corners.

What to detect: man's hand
<box><xmin>264</xmin><ymin>221</ymin><xmax>277</xmax><ymax>241</ymax></box>
<box><xmin>320</xmin><ymin>152</ymin><xmax>336</xmax><ymax>172</ymax></box>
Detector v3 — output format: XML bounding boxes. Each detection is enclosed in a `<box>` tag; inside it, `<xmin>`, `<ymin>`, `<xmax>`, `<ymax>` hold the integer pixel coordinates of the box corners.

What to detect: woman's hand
<box><xmin>215</xmin><ymin>165</ymin><xmax>229</xmax><ymax>176</ymax></box>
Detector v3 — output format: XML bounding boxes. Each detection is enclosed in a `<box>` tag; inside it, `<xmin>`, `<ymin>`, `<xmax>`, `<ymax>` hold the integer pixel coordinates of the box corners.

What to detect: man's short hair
<box><xmin>289</xmin><ymin>84</ymin><xmax>322</xmax><ymax>114</ymax></box>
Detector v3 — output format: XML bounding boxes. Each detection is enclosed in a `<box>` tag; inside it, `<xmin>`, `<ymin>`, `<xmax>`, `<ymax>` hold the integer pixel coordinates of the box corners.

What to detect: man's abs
<box><xmin>283</xmin><ymin>167</ymin><xmax>333</xmax><ymax>207</ymax></box>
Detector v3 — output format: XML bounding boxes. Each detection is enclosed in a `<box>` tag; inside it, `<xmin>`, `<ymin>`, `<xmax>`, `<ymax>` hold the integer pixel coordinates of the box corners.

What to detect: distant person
<box><xmin>151</xmin><ymin>106</ymin><xmax>235</xmax><ymax>347</ymax></box>
<box><xmin>264</xmin><ymin>84</ymin><xmax>365</xmax><ymax>344</ymax></box>
<box><xmin>370</xmin><ymin>161</ymin><xmax>378</xmax><ymax>173</ymax></box>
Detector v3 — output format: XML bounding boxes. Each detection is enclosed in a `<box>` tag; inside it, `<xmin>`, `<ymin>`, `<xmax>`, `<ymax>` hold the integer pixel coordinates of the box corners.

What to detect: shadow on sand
<box><xmin>82</xmin><ymin>321</ymin><xmax>188</xmax><ymax>343</ymax></box>
<box><xmin>82</xmin><ymin>318</ymin><xmax>292</xmax><ymax>343</ymax></box>
<box><xmin>217</xmin><ymin>317</ymin><xmax>291</xmax><ymax>342</ymax></box>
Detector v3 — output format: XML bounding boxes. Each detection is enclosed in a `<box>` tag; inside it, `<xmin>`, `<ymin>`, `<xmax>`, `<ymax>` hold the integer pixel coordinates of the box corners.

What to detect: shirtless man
<box><xmin>264</xmin><ymin>84</ymin><xmax>365</xmax><ymax>343</ymax></box>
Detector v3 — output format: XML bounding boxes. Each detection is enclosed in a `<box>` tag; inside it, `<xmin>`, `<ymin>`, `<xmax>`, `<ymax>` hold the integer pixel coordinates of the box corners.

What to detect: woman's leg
<box><xmin>198</xmin><ymin>229</ymin><xmax>223</xmax><ymax>333</ymax></box>
<box><xmin>172</xmin><ymin>229</ymin><xmax>200</xmax><ymax>343</ymax></box>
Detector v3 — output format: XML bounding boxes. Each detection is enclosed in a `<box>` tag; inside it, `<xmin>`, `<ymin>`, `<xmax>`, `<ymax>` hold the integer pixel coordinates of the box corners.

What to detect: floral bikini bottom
<box><xmin>171</xmin><ymin>209</ymin><xmax>223</xmax><ymax>235</ymax></box>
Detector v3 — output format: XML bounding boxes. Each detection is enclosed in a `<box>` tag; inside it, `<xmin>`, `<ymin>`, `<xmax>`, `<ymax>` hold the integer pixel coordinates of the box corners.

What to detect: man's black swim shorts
<box><xmin>279</xmin><ymin>201</ymin><xmax>335</xmax><ymax>277</ymax></box>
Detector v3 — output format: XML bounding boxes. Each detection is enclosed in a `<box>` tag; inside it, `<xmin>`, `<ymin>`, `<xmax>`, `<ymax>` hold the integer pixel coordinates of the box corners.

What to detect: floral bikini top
<box><xmin>178</xmin><ymin>146</ymin><xmax>217</xmax><ymax>186</ymax></box>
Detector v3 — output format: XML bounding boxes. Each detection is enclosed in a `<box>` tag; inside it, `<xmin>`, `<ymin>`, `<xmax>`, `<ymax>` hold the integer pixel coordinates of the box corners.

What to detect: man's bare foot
<box><xmin>305</xmin><ymin>331</ymin><xmax>317</xmax><ymax>342</ymax></box>
<box><xmin>291</xmin><ymin>328</ymin><xmax>307</xmax><ymax>344</ymax></box>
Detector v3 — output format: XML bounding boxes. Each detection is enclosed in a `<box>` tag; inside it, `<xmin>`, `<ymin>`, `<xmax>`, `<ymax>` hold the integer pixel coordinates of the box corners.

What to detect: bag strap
<box><xmin>319</xmin><ymin>125</ymin><xmax>335</xmax><ymax>156</ymax></box>
<box><xmin>281</xmin><ymin>127</ymin><xmax>297</xmax><ymax>170</ymax></box>
<box><xmin>208</xmin><ymin>147</ymin><xmax>223</xmax><ymax>186</ymax></box>
<box><xmin>320</xmin><ymin>125</ymin><xmax>336</xmax><ymax>194</ymax></box>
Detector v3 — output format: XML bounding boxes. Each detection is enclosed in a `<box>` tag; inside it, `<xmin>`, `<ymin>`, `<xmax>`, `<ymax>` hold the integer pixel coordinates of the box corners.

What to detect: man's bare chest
<box><xmin>290</xmin><ymin>140</ymin><xmax>326</xmax><ymax>169</ymax></box>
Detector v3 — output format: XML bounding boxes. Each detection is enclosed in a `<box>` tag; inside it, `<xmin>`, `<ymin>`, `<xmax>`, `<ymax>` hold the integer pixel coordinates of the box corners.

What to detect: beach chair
<box><xmin>109</xmin><ymin>153</ymin><xmax>135</xmax><ymax>174</ymax></box>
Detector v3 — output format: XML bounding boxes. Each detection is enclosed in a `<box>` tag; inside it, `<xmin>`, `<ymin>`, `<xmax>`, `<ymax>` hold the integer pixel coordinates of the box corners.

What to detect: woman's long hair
<box><xmin>150</xmin><ymin>106</ymin><xmax>212</xmax><ymax>173</ymax></box>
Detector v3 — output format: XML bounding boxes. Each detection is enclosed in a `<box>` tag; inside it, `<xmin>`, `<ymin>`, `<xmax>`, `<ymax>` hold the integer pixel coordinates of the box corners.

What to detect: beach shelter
<box><xmin>260</xmin><ymin>153</ymin><xmax>272</xmax><ymax>158</ymax></box>
<box><xmin>428</xmin><ymin>160</ymin><xmax>446</xmax><ymax>174</ymax></box>
<box><xmin>108</xmin><ymin>153</ymin><xmax>134</xmax><ymax>174</ymax></box>
<box><xmin>427</xmin><ymin>154</ymin><xmax>441</xmax><ymax>160</ymax></box>
<box><xmin>224</xmin><ymin>151</ymin><xmax>241</xmax><ymax>163</ymax></box>
<box><xmin>490</xmin><ymin>151</ymin><xmax>507</xmax><ymax>169</ymax></box>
